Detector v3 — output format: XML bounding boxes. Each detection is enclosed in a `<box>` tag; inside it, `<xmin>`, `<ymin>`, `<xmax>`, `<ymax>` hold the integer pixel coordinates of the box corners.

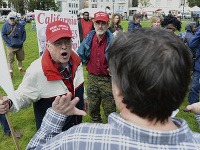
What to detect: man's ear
<box><xmin>107</xmin><ymin>22</ymin><xmax>110</xmax><ymax>27</ymax></box>
<box><xmin>112</xmin><ymin>80</ymin><xmax>123</xmax><ymax>98</ymax></box>
<box><xmin>46</xmin><ymin>42</ymin><xmax>51</xmax><ymax>51</ymax></box>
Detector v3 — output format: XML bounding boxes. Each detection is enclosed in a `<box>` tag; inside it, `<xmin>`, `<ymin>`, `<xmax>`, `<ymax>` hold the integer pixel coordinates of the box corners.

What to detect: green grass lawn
<box><xmin>0</xmin><ymin>20</ymin><xmax>199</xmax><ymax>149</ymax></box>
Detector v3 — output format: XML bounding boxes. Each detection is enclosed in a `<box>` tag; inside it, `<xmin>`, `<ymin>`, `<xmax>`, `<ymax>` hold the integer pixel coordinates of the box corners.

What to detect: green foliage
<box><xmin>0</xmin><ymin>20</ymin><xmax>199</xmax><ymax>150</ymax></box>
<box><xmin>26</xmin><ymin>0</ymin><xmax>58</xmax><ymax>12</ymax></box>
<box><xmin>8</xmin><ymin>0</ymin><xmax>25</xmax><ymax>14</ymax></box>
<box><xmin>8</xmin><ymin>0</ymin><xmax>58</xmax><ymax>14</ymax></box>
<box><xmin>0</xmin><ymin>0</ymin><xmax>3</xmax><ymax>5</ymax></box>
<box><xmin>188</xmin><ymin>0</ymin><xmax>200</xmax><ymax>7</ymax></box>
<box><xmin>139</xmin><ymin>0</ymin><xmax>151</xmax><ymax>7</ymax></box>
<box><xmin>0</xmin><ymin>23</ymin><xmax>38</xmax><ymax>150</ymax></box>
<box><xmin>132</xmin><ymin>0</ymin><xmax>138</xmax><ymax>7</ymax></box>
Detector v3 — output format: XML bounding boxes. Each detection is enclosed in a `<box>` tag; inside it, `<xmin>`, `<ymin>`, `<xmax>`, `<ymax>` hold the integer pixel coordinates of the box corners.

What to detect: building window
<box><xmin>92</xmin><ymin>4</ymin><xmax>97</xmax><ymax>8</ymax></box>
<box><xmin>156</xmin><ymin>0</ymin><xmax>161</xmax><ymax>7</ymax></box>
<box><xmin>3</xmin><ymin>2</ymin><xmax>7</xmax><ymax>8</ymax></box>
<box><xmin>167</xmin><ymin>0</ymin><xmax>172</xmax><ymax>5</ymax></box>
<box><xmin>69</xmin><ymin>3</ymin><xmax>71</xmax><ymax>7</ymax></box>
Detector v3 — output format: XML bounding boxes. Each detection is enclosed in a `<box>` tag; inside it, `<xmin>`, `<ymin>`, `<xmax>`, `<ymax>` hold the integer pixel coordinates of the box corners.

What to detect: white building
<box><xmin>147</xmin><ymin>0</ymin><xmax>189</xmax><ymax>8</ymax></box>
<box><xmin>88</xmin><ymin>0</ymin><xmax>131</xmax><ymax>18</ymax></box>
<box><xmin>0</xmin><ymin>0</ymin><xmax>190</xmax><ymax>17</ymax></box>
<box><xmin>55</xmin><ymin>0</ymin><xmax>84</xmax><ymax>14</ymax></box>
<box><xmin>137</xmin><ymin>0</ymin><xmax>189</xmax><ymax>15</ymax></box>
<box><xmin>87</xmin><ymin>0</ymin><xmax>189</xmax><ymax>18</ymax></box>
<box><xmin>0</xmin><ymin>0</ymin><xmax>12</xmax><ymax>15</ymax></box>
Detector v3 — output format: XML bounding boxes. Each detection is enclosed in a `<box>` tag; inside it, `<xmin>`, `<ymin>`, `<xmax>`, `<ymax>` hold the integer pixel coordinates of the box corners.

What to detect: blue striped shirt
<box><xmin>27</xmin><ymin>108</ymin><xmax>200</xmax><ymax>150</ymax></box>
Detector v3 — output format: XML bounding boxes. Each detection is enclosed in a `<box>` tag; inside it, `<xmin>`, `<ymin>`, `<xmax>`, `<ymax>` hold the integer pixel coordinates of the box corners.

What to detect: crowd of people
<box><xmin>1</xmin><ymin>10</ymin><xmax>200</xmax><ymax>149</ymax></box>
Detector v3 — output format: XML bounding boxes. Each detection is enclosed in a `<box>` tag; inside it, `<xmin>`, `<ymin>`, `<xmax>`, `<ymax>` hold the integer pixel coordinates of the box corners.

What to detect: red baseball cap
<box><xmin>94</xmin><ymin>11</ymin><xmax>109</xmax><ymax>22</ymax></box>
<box><xmin>46</xmin><ymin>21</ymin><xmax>73</xmax><ymax>42</ymax></box>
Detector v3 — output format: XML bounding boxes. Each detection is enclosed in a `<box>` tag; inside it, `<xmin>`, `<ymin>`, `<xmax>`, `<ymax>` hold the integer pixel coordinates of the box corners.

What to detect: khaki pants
<box><xmin>7</xmin><ymin>46</ymin><xmax>25</xmax><ymax>63</ymax></box>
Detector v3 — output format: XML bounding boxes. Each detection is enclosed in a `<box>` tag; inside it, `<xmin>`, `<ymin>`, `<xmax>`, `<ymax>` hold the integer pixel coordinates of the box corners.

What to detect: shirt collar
<box><xmin>108</xmin><ymin>113</ymin><xmax>193</xmax><ymax>145</ymax></box>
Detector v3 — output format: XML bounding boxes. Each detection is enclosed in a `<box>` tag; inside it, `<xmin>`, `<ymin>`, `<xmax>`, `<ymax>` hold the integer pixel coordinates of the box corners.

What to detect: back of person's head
<box><xmin>161</xmin><ymin>15</ymin><xmax>182</xmax><ymax>31</ymax></box>
<box><xmin>108</xmin><ymin>28</ymin><xmax>191</xmax><ymax>123</ymax></box>
<box><xmin>133</xmin><ymin>13</ymin><xmax>141</xmax><ymax>21</ymax></box>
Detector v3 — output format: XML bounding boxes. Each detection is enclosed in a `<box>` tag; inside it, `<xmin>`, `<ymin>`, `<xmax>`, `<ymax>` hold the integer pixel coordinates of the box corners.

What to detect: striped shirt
<box><xmin>27</xmin><ymin>109</ymin><xmax>200</xmax><ymax>150</ymax></box>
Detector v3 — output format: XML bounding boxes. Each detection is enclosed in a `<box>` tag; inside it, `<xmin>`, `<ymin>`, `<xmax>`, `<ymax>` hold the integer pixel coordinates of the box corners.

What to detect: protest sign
<box><xmin>34</xmin><ymin>10</ymin><xmax>80</xmax><ymax>56</ymax></box>
<box><xmin>0</xmin><ymin>34</ymin><xmax>19</xmax><ymax>110</ymax></box>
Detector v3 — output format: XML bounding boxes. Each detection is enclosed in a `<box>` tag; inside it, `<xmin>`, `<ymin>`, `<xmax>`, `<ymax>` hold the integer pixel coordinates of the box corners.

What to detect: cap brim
<box><xmin>94</xmin><ymin>19</ymin><xmax>108</xmax><ymax>22</ymax></box>
<box><xmin>48</xmin><ymin>33</ymin><xmax>73</xmax><ymax>42</ymax></box>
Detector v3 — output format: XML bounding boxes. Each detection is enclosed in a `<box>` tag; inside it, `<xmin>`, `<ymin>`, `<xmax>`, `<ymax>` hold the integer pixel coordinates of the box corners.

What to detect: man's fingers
<box><xmin>53</xmin><ymin>96</ymin><xmax>60</xmax><ymax>105</ymax></box>
<box><xmin>70</xmin><ymin>97</ymin><xmax>80</xmax><ymax>106</ymax></box>
<box><xmin>186</xmin><ymin>102</ymin><xmax>200</xmax><ymax>114</ymax></box>
<box><xmin>74</xmin><ymin>107</ymin><xmax>87</xmax><ymax>116</ymax></box>
<box><xmin>59</xmin><ymin>93</ymin><xmax>72</xmax><ymax>105</ymax></box>
<box><xmin>0</xmin><ymin>100</ymin><xmax>9</xmax><ymax>114</ymax></box>
<box><xmin>52</xmin><ymin>93</ymin><xmax>83</xmax><ymax>116</ymax></box>
<box><xmin>0</xmin><ymin>100</ymin><xmax>3</xmax><ymax>105</ymax></box>
<box><xmin>186</xmin><ymin>105</ymin><xmax>193</xmax><ymax>111</ymax></box>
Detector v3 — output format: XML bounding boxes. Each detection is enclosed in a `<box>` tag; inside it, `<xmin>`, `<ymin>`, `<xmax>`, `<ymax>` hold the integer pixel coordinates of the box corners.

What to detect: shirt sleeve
<box><xmin>1</xmin><ymin>23</ymin><xmax>11</xmax><ymax>45</ymax></box>
<box><xmin>8</xmin><ymin>66</ymin><xmax>41</xmax><ymax>112</ymax></box>
<box><xmin>26</xmin><ymin>108</ymin><xmax>67</xmax><ymax>150</ymax></box>
<box><xmin>189</xmin><ymin>30</ymin><xmax>200</xmax><ymax>49</ymax></box>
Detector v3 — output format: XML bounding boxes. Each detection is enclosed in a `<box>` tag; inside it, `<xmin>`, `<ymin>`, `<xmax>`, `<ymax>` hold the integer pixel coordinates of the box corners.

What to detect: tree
<box><xmin>27</xmin><ymin>0</ymin><xmax>58</xmax><ymax>12</ymax></box>
<box><xmin>0</xmin><ymin>0</ymin><xmax>3</xmax><ymax>5</ymax></box>
<box><xmin>132</xmin><ymin>0</ymin><xmax>138</xmax><ymax>7</ymax></box>
<box><xmin>8</xmin><ymin>0</ymin><xmax>58</xmax><ymax>15</ymax></box>
<box><xmin>8</xmin><ymin>0</ymin><xmax>25</xmax><ymax>14</ymax></box>
<box><xmin>139</xmin><ymin>0</ymin><xmax>151</xmax><ymax>8</ymax></box>
<box><xmin>188</xmin><ymin>0</ymin><xmax>200</xmax><ymax>7</ymax></box>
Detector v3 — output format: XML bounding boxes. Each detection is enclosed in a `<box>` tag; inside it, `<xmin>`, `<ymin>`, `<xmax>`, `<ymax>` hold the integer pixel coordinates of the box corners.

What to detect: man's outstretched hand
<box><xmin>52</xmin><ymin>92</ymin><xmax>87</xmax><ymax>116</ymax></box>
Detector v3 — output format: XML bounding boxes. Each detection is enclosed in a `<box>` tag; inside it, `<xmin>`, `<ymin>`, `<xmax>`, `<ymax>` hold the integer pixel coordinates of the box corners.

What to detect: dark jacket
<box><xmin>127</xmin><ymin>21</ymin><xmax>142</xmax><ymax>32</ymax></box>
<box><xmin>77</xmin><ymin>30</ymin><xmax>113</xmax><ymax>64</ymax></box>
<box><xmin>189</xmin><ymin>29</ymin><xmax>200</xmax><ymax>72</ymax></box>
<box><xmin>1</xmin><ymin>21</ymin><xmax>26</xmax><ymax>48</ymax></box>
<box><xmin>185</xmin><ymin>23</ymin><xmax>196</xmax><ymax>46</ymax></box>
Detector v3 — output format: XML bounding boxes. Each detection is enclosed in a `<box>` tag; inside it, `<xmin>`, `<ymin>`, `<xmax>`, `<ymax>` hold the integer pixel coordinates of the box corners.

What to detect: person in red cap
<box><xmin>27</xmin><ymin>28</ymin><xmax>200</xmax><ymax>150</ymax></box>
<box><xmin>77</xmin><ymin>11</ymin><xmax>116</xmax><ymax>123</ymax></box>
<box><xmin>0</xmin><ymin>21</ymin><xmax>88</xmax><ymax>131</ymax></box>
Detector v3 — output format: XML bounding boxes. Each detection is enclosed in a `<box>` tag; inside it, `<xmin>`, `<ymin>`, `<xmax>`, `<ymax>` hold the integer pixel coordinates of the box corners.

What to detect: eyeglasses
<box><xmin>51</xmin><ymin>39</ymin><xmax>72</xmax><ymax>47</ymax></box>
<box><xmin>94</xmin><ymin>21</ymin><xmax>107</xmax><ymax>26</ymax></box>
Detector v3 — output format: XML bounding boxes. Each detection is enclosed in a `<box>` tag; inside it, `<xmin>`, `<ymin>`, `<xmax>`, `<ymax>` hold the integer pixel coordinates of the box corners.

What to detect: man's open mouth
<box><xmin>61</xmin><ymin>52</ymin><xmax>67</xmax><ymax>58</ymax></box>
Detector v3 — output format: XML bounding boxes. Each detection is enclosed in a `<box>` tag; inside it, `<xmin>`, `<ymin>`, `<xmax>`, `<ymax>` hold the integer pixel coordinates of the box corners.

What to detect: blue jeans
<box><xmin>188</xmin><ymin>71</ymin><xmax>200</xmax><ymax>104</ymax></box>
<box><xmin>0</xmin><ymin>114</ymin><xmax>10</xmax><ymax>135</ymax></box>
